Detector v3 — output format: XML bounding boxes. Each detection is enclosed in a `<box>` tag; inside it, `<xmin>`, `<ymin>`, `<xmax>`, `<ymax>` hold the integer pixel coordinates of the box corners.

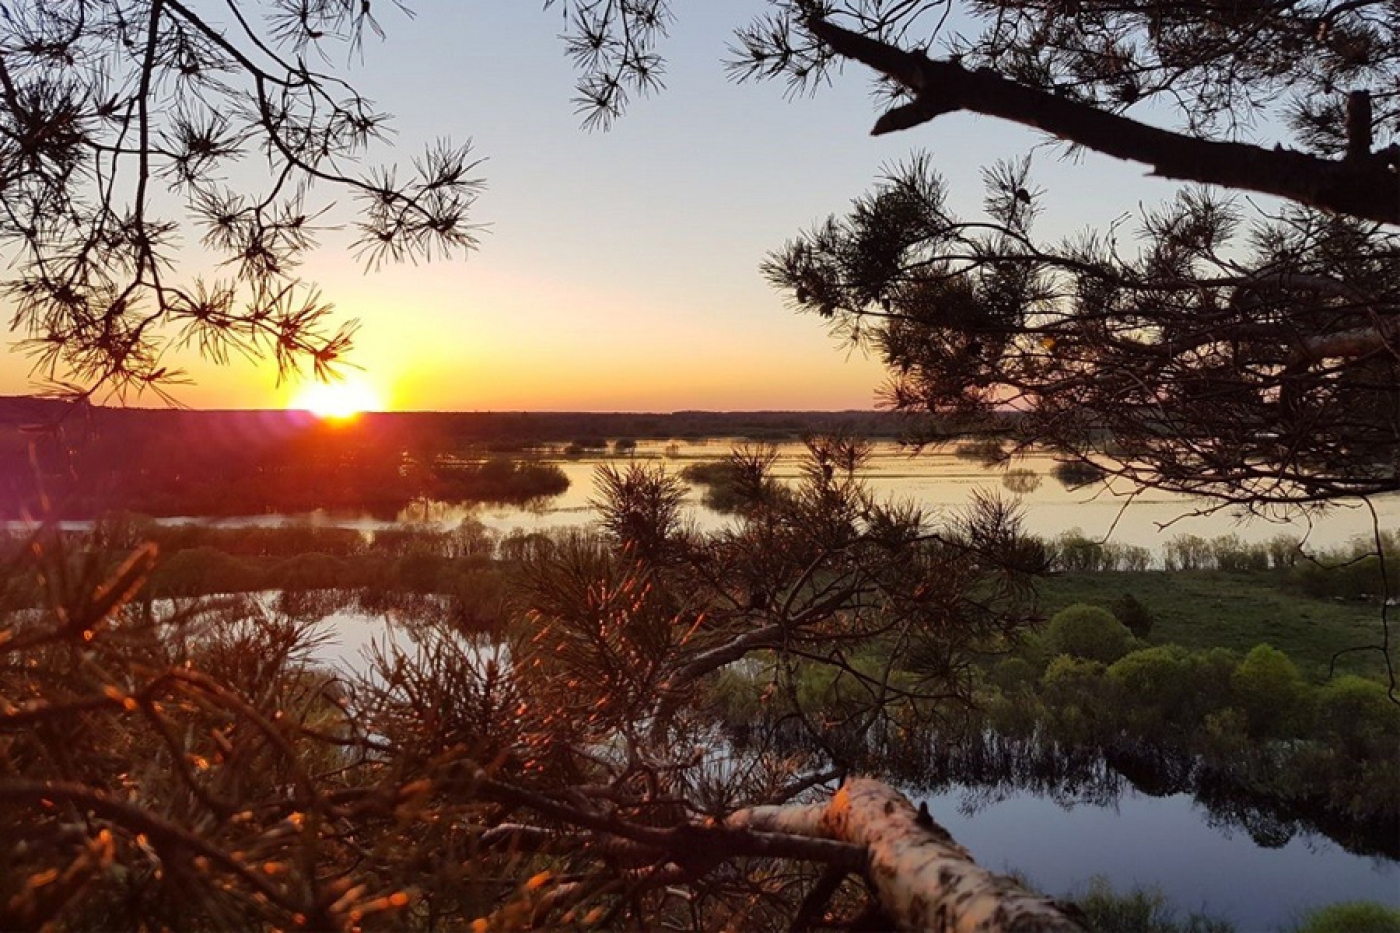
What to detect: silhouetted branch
<box><xmin>806</xmin><ymin>17</ymin><xmax>1400</xmax><ymax>226</ymax></box>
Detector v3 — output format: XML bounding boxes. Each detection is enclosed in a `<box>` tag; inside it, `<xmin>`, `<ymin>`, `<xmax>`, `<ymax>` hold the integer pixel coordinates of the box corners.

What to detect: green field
<box><xmin>1037</xmin><ymin>571</ymin><xmax>1393</xmax><ymax>681</ymax></box>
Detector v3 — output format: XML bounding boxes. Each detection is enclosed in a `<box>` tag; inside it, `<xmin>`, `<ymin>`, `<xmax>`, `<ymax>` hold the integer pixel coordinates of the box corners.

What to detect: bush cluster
<box><xmin>983</xmin><ymin>602</ymin><xmax>1400</xmax><ymax>828</ymax></box>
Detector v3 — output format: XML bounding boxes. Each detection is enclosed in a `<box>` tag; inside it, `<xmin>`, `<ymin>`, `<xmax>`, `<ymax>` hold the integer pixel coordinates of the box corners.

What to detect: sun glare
<box><xmin>291</xmin><ymin>376</ymin><xmax>384</xmax><ymax>420</ymax></box>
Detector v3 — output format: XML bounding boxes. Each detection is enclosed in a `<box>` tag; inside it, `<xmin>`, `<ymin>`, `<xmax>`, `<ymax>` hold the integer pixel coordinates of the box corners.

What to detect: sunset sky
<box><xmin>0</xmin><ymin>1</ymin><xmax>1201</xmax><ymax>412</ymax></box>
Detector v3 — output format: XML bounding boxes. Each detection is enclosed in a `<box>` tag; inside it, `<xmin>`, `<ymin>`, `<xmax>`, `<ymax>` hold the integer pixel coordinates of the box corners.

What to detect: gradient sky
<box><xmin>0</xmin><ymin>1</ymin><xmax>1205</xmax><ymax>412</ymax></box>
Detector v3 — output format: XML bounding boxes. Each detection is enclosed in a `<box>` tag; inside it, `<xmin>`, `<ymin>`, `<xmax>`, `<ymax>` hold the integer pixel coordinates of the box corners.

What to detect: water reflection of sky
<box><xmin>17</xmin><ymin>440</ymin><xmax>1395</xmax><ymax>558</ymax></box>
<box><xmin>440</xmin><ymin>439</ymin><xmax>1400</xmax><ymax>556</ymax></box>
<box><xmin>919</xmin><ymin>785</ymin><xmax>1400</xmax><ymax>930</ymax></box>
<box><xmin>313</xmin><ymin>607</ymin><xmax>507</xmax><ymax>685</ymax></box>
<box><xmin>315</xmin><ymin>611</ymin><xmax>409</xmax><ymax>674</ymax></box>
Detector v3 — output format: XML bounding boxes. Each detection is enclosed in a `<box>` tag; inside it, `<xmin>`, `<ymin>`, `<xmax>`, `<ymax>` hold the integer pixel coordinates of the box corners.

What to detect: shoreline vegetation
<box><xmin>0</xmin><ymin>400</ymin><xmax>916</xmax><ymax>519</ymax></box>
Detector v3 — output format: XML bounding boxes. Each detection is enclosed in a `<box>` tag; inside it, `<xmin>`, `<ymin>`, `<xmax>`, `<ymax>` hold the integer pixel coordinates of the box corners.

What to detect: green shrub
<box><xmin>1044</xmin><ymin>603</ymin><xmax>1137</xmax><ymax>663</ymax></box>
<box><xmin>1042</xmin><ymin>654</ymin><xmax>1106</xmax><ymax>692</ymax></box>
<box><xmin>989</xmin><ymin>656</ymin><xmax>1038</xmax><ymax>693</ymax></box>
<box><xmin>1052</xmin><ymin>530</ymin><xmax>1108</xmax><ymax>572</ymax></box>
<box><xmin>1103</xmin><ymin>542</ymin><xmax>1153</xmax><ymax>571</ymax></box>
<box><xmin>1200</xmin><ymin>707</ymin><xmax>1251</xmax><ymax>758</ymax></box>
<box><xmin>1289</xmin><ymin>554</ymin><xmax>1386</xmax><ymax>601</ymax></box>
<box><xmin>1209</xmin><ymin>533</ymin><xmax>1271</xmax><ymax>572</ymax></box>
<box><xmin>434</xmin><ymin>458</ymin><xmax>569</xmax><ymax>503</ymax></box>
<box><xmin>1106</xmin><ymin>646</ymin><xmax>1236</xmax><ymax>736</ymax></box>
<box><xmin>1290</xmin><ymin>902</ymin><xmax>1400</xmax><ymax>933</ymax></box>
<box><xmin>498</xmin><ymin>530</ymin><xmax>559</xmax><ymax>562</ymax></box>
<box><xmin>151</xmin><ymin>546</ymin><xmax>266</xmax><ymax>595</ymax></box>
<box><xmin>445</xmin><ymin>569</ymin><xmax>509</xmax><ymax>633</ymax></box>
<box><xmin>1041</xmin><ymin>655</ymin><xmax>1112</xmax><ymax>741</ymax></box>
<box><xmin>1264</xmin><ymin>534</ymin><xmax>1302</xmax><ymax>569</ymax></box>
<box><xmin>1232</xmin><ymin>644</ymin><xmax>1310</xmax><ymax>737</ymax></box>
<box><xmin>680</xmin><ymin>459</ymin><xmax>748</xmax><ymax>512</ymax></box>
<box><xmin>795</xmin><ymin>651</ymin><xmax>903</xmax><ymax>713</ymax></box>
<box><xmin>708</xmin><ymin>666</ymin><xmax>764</xmax><ymax>728</ymax></box>
<box><xmin>372</xmin><ymin>528</ymin><xmax>450</xmax><ymax>557</ymax></box>
<box><xmin>1315</xmin><ymin>675</ymin><xmax>1400</xmax><ymax>757</ymax></box>
<box><xmin>267</xmin><ymin>552</ymin><xmax>352</xmax><ymax>590</ymax></box>
<box><xmin>1164</xmin><ymin>534</ymin><xmax>1213</xmax><ymax>571</ymax></box>
<box><xmin>448</xmin><ymin>519</ymin><xmax>497</xmax><ymax>560</ymax></box>
<box><xmin>395</xmin><ymin>551</ymin><xmax>456</xmax><ymax>591</ymax></box>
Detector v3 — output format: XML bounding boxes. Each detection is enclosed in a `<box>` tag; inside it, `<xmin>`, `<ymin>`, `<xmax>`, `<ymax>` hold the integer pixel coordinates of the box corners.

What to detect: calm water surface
<box><xmin>452</xmin><ymin>441</ymin><xmax>1398</xmax><ymax>558</ymax></box>
<box><xmin>919</xmin><ymin>784</ymin><xmax>1399</xmax><ymax>931</ymax></box>
<box><xmin>30</xmin><ymin>440</ymin><xmax>1395</xmax><ymax>558</ymax></box>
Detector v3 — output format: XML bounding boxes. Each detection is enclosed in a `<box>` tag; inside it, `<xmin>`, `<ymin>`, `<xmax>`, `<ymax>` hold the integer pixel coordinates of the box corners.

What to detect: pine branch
<box><xmin>807</xmin><ymin>18</ymin><xmax>1400</xmax><ymax>227</ymax></box>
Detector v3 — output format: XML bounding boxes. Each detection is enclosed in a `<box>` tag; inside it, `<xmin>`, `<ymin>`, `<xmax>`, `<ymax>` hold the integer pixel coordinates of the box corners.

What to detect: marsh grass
<box><xmin>1286</xmin><ymin>902</ymin><xmax>1400</xmax><ymax>933</ymax></box>
<box><xmin>1071</xmin><ymin>877</ymin><xmax>1235</xmax><ymax>933</ymax></box>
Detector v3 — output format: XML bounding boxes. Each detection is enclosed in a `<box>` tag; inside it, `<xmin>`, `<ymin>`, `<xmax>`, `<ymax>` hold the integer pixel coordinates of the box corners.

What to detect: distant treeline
<box><xmin>6</xmin><ymin>515</ymin><xmax>1393</xmax><ymax>611</ymax></box>
<box><xmin>0</xmin><ymin>397</ymin><xmax>915</xmax><ymax>447</ymax></box>
<box><xmin>0</xmin><ymin>407</ymin><xmax>571</xmax><ymax>518</ymax></box>
<box><xmin>0</xmin><ymin>398</ymin><xmax>925</xmax><ymax>518</ymax></box>
<box><xmin>1047</xmin><ymin>528</ymin><xmax>1400</xmax><ymax>599</ymax></box>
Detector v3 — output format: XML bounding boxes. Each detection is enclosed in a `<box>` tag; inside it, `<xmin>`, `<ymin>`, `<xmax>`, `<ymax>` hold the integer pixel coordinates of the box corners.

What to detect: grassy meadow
<box><xmin>1038</xmin><ymin>571</ymin><xmax>1391</xmax><ymax>681</ymax></box>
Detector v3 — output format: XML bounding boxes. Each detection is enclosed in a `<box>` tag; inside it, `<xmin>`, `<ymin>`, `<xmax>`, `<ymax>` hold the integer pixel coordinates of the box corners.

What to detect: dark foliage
<box><xmin>550</xmin><ymin>2</ymin><xmax>1400</xmax><ymax>508</ymax></box>
<box><xmin>0</xmin><ymin>1</ymin><xmax>482</xmax><ymax>401</ymax></box>
<box><xmin>765</xmin><ymin>158</ymin><xmax>1400</xmax><ymax>506</ymax></box>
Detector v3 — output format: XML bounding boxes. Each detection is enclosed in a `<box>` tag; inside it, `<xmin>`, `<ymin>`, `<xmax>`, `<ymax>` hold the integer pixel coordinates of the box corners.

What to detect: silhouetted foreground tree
<box><xmin>0</xmin><ymin>1</ymin><xmax>481</xmax><ymax>399</ymax></box>
<box><xmin>6</xmin><ymin>2</ymin><xmax>1393</xmax><ymax>928</ymax></box>
<box><xmin>555</xmin><ymin>1</ymin><xmax>1399</xmax><ymax>506</ymax></box>
<box><xmin>735</xmin><ymin>8</ymin><xmax>1400</xmax><ymax>224</ymax></box>
<box><xmin>558</xmin><ymin>1</ymin><xmax>1399</xmax><ymax>221</ymax></box>
<box><xmin>0</xmin><ymin>441</ymin><xmax>1086</xmax><ymax>930</ymax></box>
<box><xmin>765</xmin><ymin>157</ymin><xmax>1400</xmax><ymax>505</ymax></box>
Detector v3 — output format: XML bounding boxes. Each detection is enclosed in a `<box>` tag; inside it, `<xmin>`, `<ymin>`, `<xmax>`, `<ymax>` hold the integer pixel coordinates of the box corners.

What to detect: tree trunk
<box><xmin>728</xmin><ymin>777</ymin><xmax>1084</xmax><ymax>932</ymax></box>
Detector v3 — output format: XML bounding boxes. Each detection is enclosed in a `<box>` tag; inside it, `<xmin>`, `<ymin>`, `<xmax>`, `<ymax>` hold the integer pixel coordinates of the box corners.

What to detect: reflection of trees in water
<box><xmin>1190</xmin><ymin>766</ymin><xmax>1399</xmax><ymax>858</ymax></box>
<box><xmin>917</xmin><ymin>731</ymin><xmax>1125</xmax><ymax>811</ymax></box>
<box><xmin>1050</xmin><ymin>460</ymin><xmax>1106</xmax><ymax>491</ymax></box>
<box><xmin>922</xmin><ymin>731</ymin><xmax>1400</xmax><ymax>860</ymax></box>
<box><xmin>748</xmin><ymin>716</ymin><xmax>1399</xmax><ymax>860</ymax></box>
<box><xmin>273</xmin><ymin>587</ymin><xmax>359</xmax><ymax>620</ymax></box>
<box><xmin>1001</xmin><ymin>469</ymin><xmax>1042</xmax><ymax>495</ymax></box>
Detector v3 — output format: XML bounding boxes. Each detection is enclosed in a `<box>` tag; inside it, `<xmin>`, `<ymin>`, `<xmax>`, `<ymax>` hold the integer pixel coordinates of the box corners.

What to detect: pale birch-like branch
<box><xmin>728</xmin><ymin>777</ymin><xmax>1084</xmax><ymax>932</ymax></box>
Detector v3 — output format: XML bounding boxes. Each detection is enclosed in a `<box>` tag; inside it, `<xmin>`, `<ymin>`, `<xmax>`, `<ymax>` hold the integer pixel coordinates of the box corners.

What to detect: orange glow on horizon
<box><xmin>289</xmin><ymin>375</ymin><xmax>386</xmax><ymax>420</ymax></box>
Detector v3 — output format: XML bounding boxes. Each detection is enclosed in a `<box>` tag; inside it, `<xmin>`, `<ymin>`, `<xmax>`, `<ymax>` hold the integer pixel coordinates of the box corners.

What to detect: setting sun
<box><xmin>290</xmin><ymin>376</ymin><xmax>385</xmax><ymax>420</ymax></box>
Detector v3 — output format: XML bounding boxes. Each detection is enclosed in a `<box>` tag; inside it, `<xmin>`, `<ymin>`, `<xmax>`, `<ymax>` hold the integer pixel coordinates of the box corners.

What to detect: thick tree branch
<box><xmin>665</xmin><ymin>621</ymin><xmax>785</xmax><ymax>690</ymax></box>
<box><xmin>463</xmin><ymin>768</ymin><xmax>867</xmax><ymax>871</ymax></box>
<box><xmin>807</xmin><ymin>18</ymin><xmax>1400</xmax><ymax>226</ymax></box>
<box><xmin>728</xmin><ymin>778</ymin><xmax>1084</xmax><ymax>932</ymax></box>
